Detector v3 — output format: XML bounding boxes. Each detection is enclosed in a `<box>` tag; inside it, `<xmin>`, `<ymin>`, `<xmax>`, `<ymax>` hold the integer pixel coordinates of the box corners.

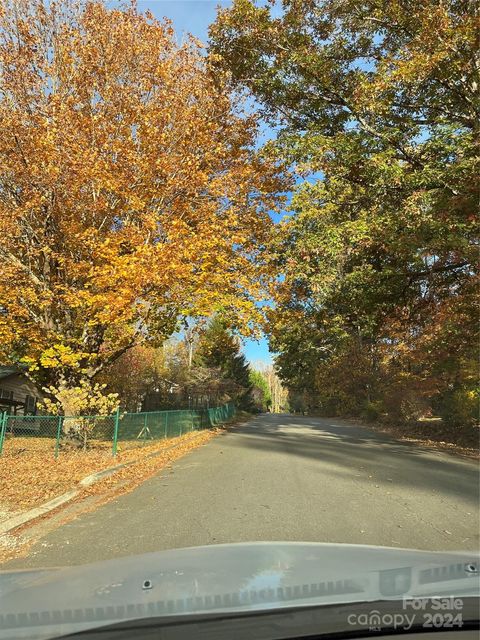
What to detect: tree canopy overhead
<box><xmin>0</xmin><ymin>0</ymin><xmax>286</xmax><ymax>414</ymax></box>
<box><xmin>210</xmin><ymin>0</ymin><xmax>479</xmax><ymax>424</ymax></box>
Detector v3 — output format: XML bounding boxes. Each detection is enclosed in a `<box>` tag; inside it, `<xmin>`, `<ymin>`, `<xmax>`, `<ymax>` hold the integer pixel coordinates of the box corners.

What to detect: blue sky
<box><xmin>139</xmin><ymin>1</ymin><xmax>279</xmax><ymax>367</ymax></box>
<box><xmin>138</xmin><ymin>1</ymin><xmax>232</xmax><ymax>43</ymax></box>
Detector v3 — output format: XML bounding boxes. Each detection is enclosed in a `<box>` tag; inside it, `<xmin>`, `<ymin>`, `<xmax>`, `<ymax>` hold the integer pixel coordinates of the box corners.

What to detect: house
<box><xmin>0</xmin><ymin>367</ymin><xmax>44</xmax><ymax>415</ymax></box>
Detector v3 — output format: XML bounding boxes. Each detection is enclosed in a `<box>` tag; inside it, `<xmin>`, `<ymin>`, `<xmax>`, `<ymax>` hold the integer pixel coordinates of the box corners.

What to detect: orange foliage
<box><xmin>0</xmin><ymin>0</ymin><xmax>285</xmax><ymax>392</ymax></box>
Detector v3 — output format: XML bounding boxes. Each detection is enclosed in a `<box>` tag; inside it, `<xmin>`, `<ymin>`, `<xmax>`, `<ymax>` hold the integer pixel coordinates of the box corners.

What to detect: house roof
<box><xmin>0</xmin><ymin>366</ymin><xmax>23</xmax><ymax>380</ymax></box>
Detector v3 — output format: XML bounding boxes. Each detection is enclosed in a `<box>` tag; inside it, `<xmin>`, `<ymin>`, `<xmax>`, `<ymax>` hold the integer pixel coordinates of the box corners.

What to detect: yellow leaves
<box><xmin>42</xmin><ymin>379</ymin><xmax>119</xmax><ymax>416</ymax></box>
<box><xmin>0</xmin><ymin>0</ymin><xmax>285</xmax><ymax>387</ymax></box>
<box><xmin>39</xmin><ymin>345</ymin><xmax>89</xmax><ymax>370</ymax></box>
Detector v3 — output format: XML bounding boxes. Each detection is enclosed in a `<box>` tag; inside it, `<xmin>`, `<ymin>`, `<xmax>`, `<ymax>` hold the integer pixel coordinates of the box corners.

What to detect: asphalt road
<box><xmin>5</xmin><ymin>414</ymin><xmax>479</xmax><ymax>568</ymax></box>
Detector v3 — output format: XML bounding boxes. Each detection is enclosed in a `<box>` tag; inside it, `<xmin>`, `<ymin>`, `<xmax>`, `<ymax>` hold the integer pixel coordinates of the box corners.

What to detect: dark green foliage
<box><xmin>195</xmin><ymin>317</ymin><xmax>252</xmax><ymax>409</ymax></box>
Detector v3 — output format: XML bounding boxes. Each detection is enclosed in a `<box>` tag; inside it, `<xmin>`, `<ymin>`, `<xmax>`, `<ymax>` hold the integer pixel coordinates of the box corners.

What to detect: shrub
<box><xmin>438</xmin><ymin>389</ymin><xmax>478</xmax><ymax>428</ymax></box>
<box><xmin>361</xmin><ymin>400</ymin><xmax>384</xmax><ymax>422</ymax></box>
<box><xmin>315</xmin><ymin>392</ymin><xmax>363</xmax><ymax>417</ymax></box>
<box><xmin>383</xmin><ymin>386</ymin><xmax>429</xmax><ymax>425</ymax></box>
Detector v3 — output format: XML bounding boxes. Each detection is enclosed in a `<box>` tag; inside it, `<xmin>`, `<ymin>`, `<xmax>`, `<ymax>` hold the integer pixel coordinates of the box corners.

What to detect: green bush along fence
<box><xmin>0</xmin><ymin>402</ymin><xmax>235</xmax><ymax>458</ymax></box>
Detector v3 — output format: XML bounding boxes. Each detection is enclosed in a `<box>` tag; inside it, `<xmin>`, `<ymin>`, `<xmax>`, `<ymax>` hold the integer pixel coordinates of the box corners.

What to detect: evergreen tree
<box><xmin>195</xmin><ymin>317</ymin><xmax>252</xmax><ymax>408</ymax></box>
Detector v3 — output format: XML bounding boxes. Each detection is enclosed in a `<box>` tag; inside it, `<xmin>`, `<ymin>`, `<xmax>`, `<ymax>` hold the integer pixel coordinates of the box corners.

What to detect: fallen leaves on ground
<box><xmin>364</xmin><ymin>420</ymin><xmax>479</xmax><ymax>459</ymax></box>
<box><xmin>0</xmin><ymin>429</ymin><xmax>219</xmax><ymax>514</ymax></box>
<box><xmin>0</xmin><ymin>428</ymin><xmax>221</xmax><ymax>564</ymax></box>
<box><xmin>0</xmin><ymin>418</ymin><xmax>252</xmax><ymax>565</ymax></box>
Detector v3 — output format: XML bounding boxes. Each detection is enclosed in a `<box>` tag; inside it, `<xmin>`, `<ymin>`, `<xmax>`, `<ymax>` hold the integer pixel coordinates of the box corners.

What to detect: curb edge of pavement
<box><xmin>0</xmin><ymin>427</ymin><xmax>228</xmax><ymax>537</ymax></box>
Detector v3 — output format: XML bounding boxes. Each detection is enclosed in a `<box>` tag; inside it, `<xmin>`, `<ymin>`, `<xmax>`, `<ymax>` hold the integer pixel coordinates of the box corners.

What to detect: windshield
<box><xmin>0</xmin><ymin>1</ymin><xmax>478</xmax><ymax>639</ymax></box>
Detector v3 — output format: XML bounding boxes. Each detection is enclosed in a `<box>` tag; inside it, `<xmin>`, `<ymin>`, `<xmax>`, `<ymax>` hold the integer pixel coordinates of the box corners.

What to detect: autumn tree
<box><xmin>100</xmin><ymin>340</ymin><xmax>200</xmax><ymax>411</ymax></box>
<box><xmin>97</xmin><ymin>344</ymin><xmax>156</xmax><ymax>412</ymax></box>
<box><xmin>211</xmin><ymin>0</ymin><xmax>479</xmax><ymax>426</ymax></box>
<box><xmin>0</xmin><ymin>0</ymin><xmax>285</xmax><ymax>420</ymax></box>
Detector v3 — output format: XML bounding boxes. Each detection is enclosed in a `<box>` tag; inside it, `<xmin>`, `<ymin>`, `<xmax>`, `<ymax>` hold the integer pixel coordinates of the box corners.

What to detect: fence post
<box><xmin>143</xmin><ymin>413</ymin><xmax>147</xmax><ymax>445</ymax></box>
<box><xmin>54</xmin><ymin>415</ymin><xmax>63</xmax><ymax>459</ymax></box>
<box><xmin>112</xmin><ymin>407</ymin><xmax>120</xmax><ymax>457</ymax></box>
<box><xmin>0</xmin><ymin>412</ymin><xmax>7</xmax><ymax>455</ymax></box>
<box><xmin>164</xmin><ymin>411</ymin><xmax>168</xmax><ymax>439</ymax></box>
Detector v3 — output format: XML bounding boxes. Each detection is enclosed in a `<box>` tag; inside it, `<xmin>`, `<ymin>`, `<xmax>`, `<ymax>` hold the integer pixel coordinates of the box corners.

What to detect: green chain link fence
<box><xmin>0</xmin><ymin>402</ymin><xmax>235</xmax><ymax>459</ymax></box>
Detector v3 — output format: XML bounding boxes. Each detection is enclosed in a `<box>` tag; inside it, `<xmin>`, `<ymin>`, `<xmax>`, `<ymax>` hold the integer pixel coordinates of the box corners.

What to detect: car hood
<box><xmin>0</xmin><ymin>542</ymin><xmax>479</xmax><ymax>639</ymax></box>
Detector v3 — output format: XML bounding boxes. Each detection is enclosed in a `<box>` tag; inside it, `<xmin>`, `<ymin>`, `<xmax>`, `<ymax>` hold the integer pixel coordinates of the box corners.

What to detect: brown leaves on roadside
<box><xmin>365</xmin><ymin>421</ymin><xmax>479</xmax><ymax>459</ymax></box>
<box><xmin>0</xmin><ymin>430</ymin><xmax>218</xmax><ymax>514</ymax></box>
<box><xmin>0</xmin><ymin>429</ymin><xmax>221</xmax><ymax>564</ymax></box>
